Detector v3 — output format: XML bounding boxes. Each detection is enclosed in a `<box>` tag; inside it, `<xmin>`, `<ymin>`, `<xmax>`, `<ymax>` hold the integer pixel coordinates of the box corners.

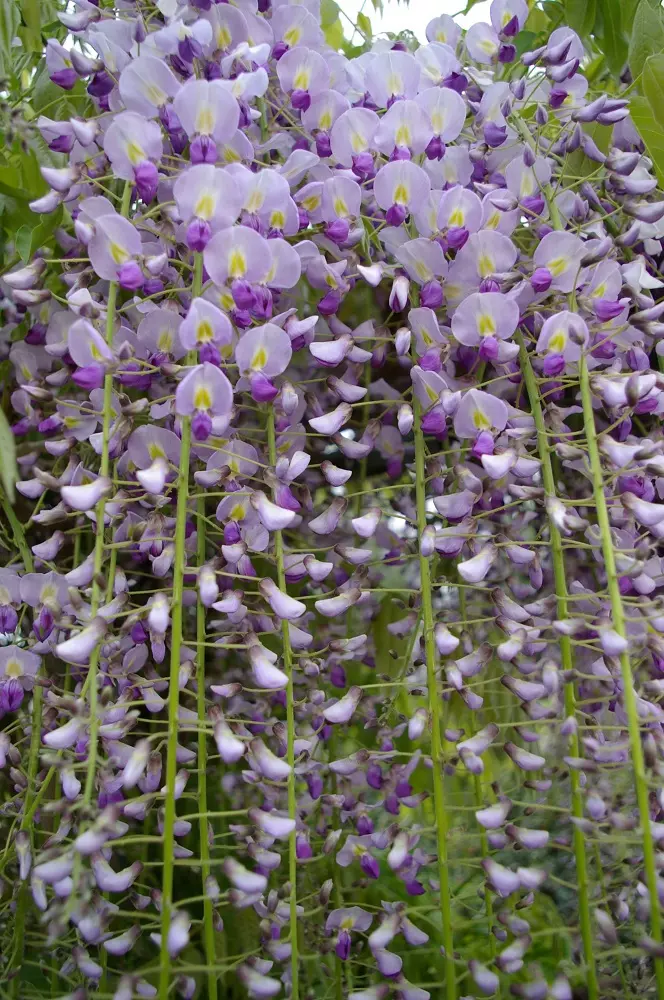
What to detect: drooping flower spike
<box><xmin>4</xmin><ymin>3</ymin><xmax>664</xmax><ymax>1000</ymax></box>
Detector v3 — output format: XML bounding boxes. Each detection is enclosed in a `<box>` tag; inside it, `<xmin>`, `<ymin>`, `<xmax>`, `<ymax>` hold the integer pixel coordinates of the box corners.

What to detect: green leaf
<box><xmin>0</xmin><ymin>0</ymin><xmax>20</xmax><ymax>79</ymax></box>
<box><xmin>600</xmin><ymin>0</ymin><xmax>628</xmax><ymax>74</ymax></box>
<box><xmin>0</xmin><ymin>407</ymin><xmax>17</xmax><ymax>505</ymax></box>
<box><xmin>524</xmin><ymin>6</ymin><xmax>550</xmax><ymax>34</ymax></box>
<box><xmin>323</xmin><ymin>16</ymin><xmax>344</xmax><ymax>50</ymax></box>
<box><xmin>20</xmin><ymin>0</ymin><xmax>42</xmax><ymax>52</ymax></box>
<box><xmin>15</xmin><ymin>204</ymin><xmax>63</xmax><ymax>263</ymax></box>
<box><xmin>0</xmin><ymin>164</ymin><xmax>30</xmax><ymax>202</ymax></box>
<box><xmin>320</xmin><ymin>0</ymin><xmax>339</xmax><ymax>27</ymax></box>
<box><xmin>643</xmin><ymin>53</ymin><xmax>664</xmax><ymax>125</ymax></box>
<box><xmin>564</xmin><ymin>0</ymin><xmax>597</xmax><ymax>37</ymax></box>
<box><xmin>357</xmin><ymin>11</ymin><xmax>371</xmax><ymax>36</ymax></box>
<box><xmin>629</xmin><ymin>94</ymin><xmax>664</xmax><ymax>184</ymax></box>
<box><xmin>628</xmin><ymin>0</ymin><xmax>664</xmax><ymax>81</ymax></box>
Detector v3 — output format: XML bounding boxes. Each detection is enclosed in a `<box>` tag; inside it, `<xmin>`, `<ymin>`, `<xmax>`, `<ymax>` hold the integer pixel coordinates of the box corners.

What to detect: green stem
<box><xmin>518</xmin><ymin>335</ymin><xmax>598</xmax><ymax>1000</ymax></box>
<box><xmin>412</xmin><ymin>391</ymin><xmax>456</xmax><ymax>1000</ymax></box>
<box><xmin>266</xmin><ymin>409</ymin><xmax>299</xmax><ymax>1000</ymax></box>
<box><xmin>158</xmin><ymin>253</ymin><xmax>201</xmax><ymax>999</ymax></box>
<box><xmin>473</xmin><ymin>773</ymin><xmax>496</xmax><ymax>964</ymax></box>
<box><xmin>0</xmin><ymin>492</ymin><xmax>32</xmax><ymax>572</ymax></box>
<box><xmin>7</xmin><ymin>521</ymin><xmax>39</xmax><ymax>998</ymax></box>
<box><xmin>579</xmin><ymin>353</ymin><xmax>664</xmax><ymax>996</ymax></box>
<box><xmin>70</xmin><ymin>181</ymin><xmax>132</xmax><ymax>913</ymax></box>
<box><xmin>191</xmin><ymin>255</ymin><xmax>218</xmax><ymax>1000</ymax></box>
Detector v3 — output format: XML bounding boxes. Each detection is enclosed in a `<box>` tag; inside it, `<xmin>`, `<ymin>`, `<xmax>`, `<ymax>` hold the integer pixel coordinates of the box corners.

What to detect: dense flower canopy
<box><xmin>3</xmin><ymin>1</ymin><xmax>664</xmax><ymax>999</ymax></box>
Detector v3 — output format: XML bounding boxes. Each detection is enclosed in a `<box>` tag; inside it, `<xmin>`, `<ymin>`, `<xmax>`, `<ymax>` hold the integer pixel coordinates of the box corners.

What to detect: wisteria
<box><xmin>3</xmin><ymin>0</ymin><xmax>664</xmax><ymax>998</ymax></box>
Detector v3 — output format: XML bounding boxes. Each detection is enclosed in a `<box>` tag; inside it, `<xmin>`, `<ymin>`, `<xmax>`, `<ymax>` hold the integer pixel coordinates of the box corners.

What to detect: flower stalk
<box><xmin>579</xmin><ymin>353</ymin><xmax>664</xmax><ymax>996</ymax></box>
<box><xmin>267</xmin><ymin>408</ymin><xmax>299</xmax><ymax>1000</ymax></box>
<box><xmin>413</xmin><ymin>389</ymin><xmax>456</xmax><ymax>1000</ymax></box>
<box><xmin>519</xmin><ymin>333</ymin><xmax>598</xmax><ymax>1000</ymax></box>
<box><xmin>158</xmin><ymin>252</ymin><xmax>201</xmax><ymax>999</ymax></box>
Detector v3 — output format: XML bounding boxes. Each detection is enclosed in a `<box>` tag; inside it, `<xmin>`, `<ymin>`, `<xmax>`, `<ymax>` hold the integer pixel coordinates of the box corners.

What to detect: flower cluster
<box><xmin>2</xmin><ymin>1</ymin><xmax>664</xmax><ymax>999</ymax></box>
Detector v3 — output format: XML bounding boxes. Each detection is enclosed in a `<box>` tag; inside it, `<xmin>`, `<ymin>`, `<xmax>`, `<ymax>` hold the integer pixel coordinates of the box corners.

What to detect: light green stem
<box><xmin>158</xmin><ymin>253</ymin><xmax>201</xmax><ymax>998</ymax></box>
<box><xmin>7</xmin><ymin>517</ymin><xmax>35</xmax><ymax>998</ymax></box>
<box><xmin>70</xmin><ymin>181</ymin><xmax>132</xmax><ymax>913</ymax></box>
<box><xmin>266</xmin><ymin>410</ymin><xmax>299</xmax><ymax>1000</ymax></box>
<box><xmin>412</xmin><ymin>392</ymin><xmax>456</xmax><ymax>1000</ymax></box>
<box><xmin>579</xmin><ymin>354</ymin><xmax>664</xmax><ymax>996</ymax></box>
<box><xmin>519</xmin><ymin>335</ymin><xmax>597</xmax><ymax>1000</ymax></box>
<box><xmin>191</xmin><ymin>254</ymin><xmax>218</xmax><ymax>1000</ymax></box>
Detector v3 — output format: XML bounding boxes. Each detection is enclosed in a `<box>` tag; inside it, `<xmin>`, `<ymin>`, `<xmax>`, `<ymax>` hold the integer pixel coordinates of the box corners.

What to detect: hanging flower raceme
<box><xmin>3</xmin><ymin>2</ymin><xmax>664</xmax><ymax>999</ymax></box>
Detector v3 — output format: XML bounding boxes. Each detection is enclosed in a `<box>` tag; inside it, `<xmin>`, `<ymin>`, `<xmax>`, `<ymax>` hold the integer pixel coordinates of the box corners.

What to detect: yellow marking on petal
<box><xmin>21</xmin><ymin>365</ymin><xmax>31</xmax><ymax>381</ymax></box>
<box><xmin>246</xmin><ymin>190</ymin><xmax>264</xmax><ymax>214</ymax></box>
<box><xmin>40</xmin><ymin>584</ymin><xmax>57</xmax><ymax>604</ymax></box>
<box><xmin>350</xmin><ymin>130</ymin><xmax>366</xmax><ymax>153</ymax></box>
<box><xmin>221</xmin><ymin>145</ymin><xmax>241</xmax><ymax>163</ymax></box>
<box><xmin>284</xmin><ymin>27</ymin><xmax>302</xmax><ymax>46</ymax></box>
<box><xmin>158</xmin><ymin>330</ymin><xmax>173</xmax><ymax>351</ymax></box>
<box><xmin>387</xmin><ymin>73</ymin><xmax>403</xmax><ymax>96</ymax></box>
<box><xmin>548</xmin><ymin>330</ymin><xmax>566</xmax><ymax>353</ymax></box>
<box><xmin>126</xmin><ymin>140</ymin><xmax>146</xmax><ymax>166</ymax></box>
<box><xmin>146</xmin><ymin>83</ymin><xmax>166</xmax><ymax>106</ymax></box>
<box><xmin>478</xmin><ymin>253</ymin><xmax>495</xmax><ymax>278</ymax></box>
<box><xmin>333</xmin><ymin>197</ymin><xmax>349</xmax><ymax>218</ymax></box>
<box><xmin>478</xmin><ymin>314</ymin><xmax>496</xmax><ymax>336</ymax></box>
<box><xmin>194</xmin><ymin>193</ymin><xmax>215</xmax><ymax>221</ymax></box>
<box><xmin>221</xmin><ymin>343</ymin><xmax>233</xmax><ymax>359</ymax></box>
<box><xmin>63</xmin><ymin>416</ymin><xmax>79</xmax><ymax>429</ymax></box>
<box><xmin>90</xmin><ymin>343</ymin><xmax>102</xmax><ymax>362</ymax></box>
<box><xmin>220</xmin><ymin>291</ymin><xmax>235</xmax><ymax>311</ymax></box>
<box><xmin>449</xmin><ymin>208</ymin><xmax>465</xmax><ymax>227</ymax></box>
<box><xmin>431</xmin><ymin>111</ymin><xmax>444</xmax><ymax>133</ymax></box>
<box><xmin>194</xmin><ymin>385</ymin><xmax>212</xmax><ymax>410</ymax></box>
<box><xmin>197</xmin><ymin>320</ymin><xmax>214</xmax><ymax>343</ymax></box>
<box><xmin>5</xmin><ymin>658</ymin><xmax>23</xmax><ymax>679</ymax></box>
<box><xmin>302</xmin><ymin>194</ymin><xmax>320</xmax><ymax>212</ymax></box>
<box><xmin>293</xmin><ymin>68</ymin><xmax>310</xmax><ymax>91</ymax></box>
<box><xmin>110</xmin><ymin>242</ymin><xmax>130</xmax><ymax>265</ymax></box>
<box><xmin>415</xmin><ymin>260</ymin><xmax>432</xmax><ymax>281</ymax></box>
<box><xmin>473</xmin><ymin>406</ymin><xmax>491</xmax><ymax>429</ymax></box>
<box><xmin>148</xmin><ymin>443</ymin><xmax>166</xmax><ymax>460</ymax></box>
<box><xmin>231</xmin><ymin>502</ymin><xmax>247</xmax><ymax>521</ymax></box>
<box><xmin>251</xmin><ymin>346</ymin><xmax>267</xmax><ymax>370</ymax></box>
<box><xmin>395</xmin><ymin>124</ymin><xmax>411</xmax><ymax>147</ymax></box>
<box><xmin>196</xmin><ymin>105</ymin><xmax>215</xmax><ymax>135</ymax></box>
<box><xmin>592</xmin><ymin>282</ymin><xmax>606</xmax><ymax>298</ymax></box>
<box><xmin>228</xmin><ymin>249</ymin><xmax>247</xmax><ymax>279</ymax></box>
<box><xmin>480</xmin><ymin>38</ymin><xmax>498</xmax><ymax>54</ymax></box>
<box><xmin>486</xmin><ymin>211</ymin><xmax>500</xmax><ymax>230</ymax></box>
<box><xmin>435</xmin><ymin>30</ymin><xmax>448</xmax><ymax>42</ymax></box>
<box><xmin>270</xmin><ymin>210</ymin><xmax>286</xmax><ymax>229</ymax></box>
<box><xmin>217</xmin><ymin>26</ymin><xmax>232</xmax><ymax>49</ymax></box>
<box><xmin>0</xmin><ymin>586</ymin><xmax>9</xmax><ymax>604</ymax></box>
<box><xmin>520</xmin><ymin>174</ymin><xmax>535</xmax><ymax>197</ymax></box>
<box><xmin>394</xmin><ymin>183</ymin><xmax>409</xmax><ymax>205</ymax></box>
<box><xmin>325</xmin><ymin>273</ymin><xmax>338</xmax><ymax>288</ymax></box>
<box><xmin>425</xmin><ymin>382</ymin><xmax>438</xmax><ymax>401</ymax></box>
<box><xmin>319</xmin><ymin>110</ymin><xmax>332</xmax><ymax>130</ymax></box>
<box><xmin>548</xmin><ymin>256</ymin><xmax>567</xmax><ymax>277</ymax></box>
